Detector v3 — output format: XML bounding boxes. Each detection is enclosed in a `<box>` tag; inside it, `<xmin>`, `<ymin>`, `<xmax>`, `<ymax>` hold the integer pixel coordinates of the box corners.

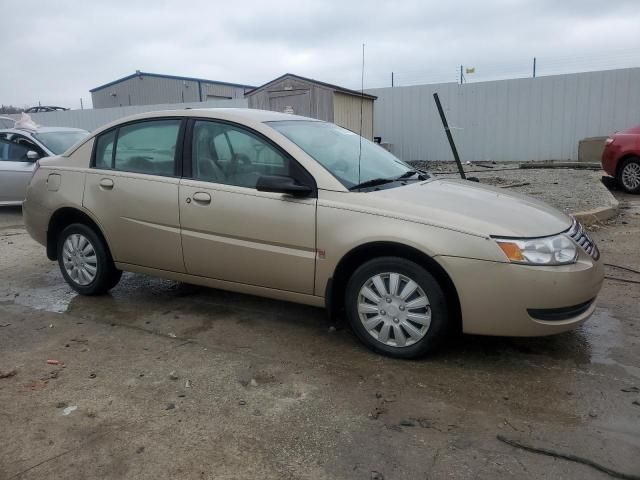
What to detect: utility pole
<box><xmin>80</xmin><ymin>98</ymin><xmax>84</xmax><ymax>110</ymax></box>
<box><xmin>460</xmin><ymin>65</ymin><xmax>464</xmax><ymax>85</ymax></box>
<box><xmin>533</xmin><ymin>57</ymin><xmax>537</xmax><ymax>78</ymax></box>
<box><xmin>391</xmin><ymin>72</ymin><xmax>394</xmax><ymax>87</ymax></box>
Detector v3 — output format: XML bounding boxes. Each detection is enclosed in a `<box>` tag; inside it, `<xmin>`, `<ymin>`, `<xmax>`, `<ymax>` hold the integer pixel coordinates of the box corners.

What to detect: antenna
<box><xmin>358</xmin><ymin>43</ymin><xmax>365</xmax><ymax>184</ymax></box>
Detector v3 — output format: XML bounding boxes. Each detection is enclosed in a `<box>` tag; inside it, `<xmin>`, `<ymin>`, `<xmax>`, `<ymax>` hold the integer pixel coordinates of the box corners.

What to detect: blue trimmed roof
<box><xmin>90</xmin><ymin>71</ymin><xmax>255</xmax><ymax>93</ymax></box>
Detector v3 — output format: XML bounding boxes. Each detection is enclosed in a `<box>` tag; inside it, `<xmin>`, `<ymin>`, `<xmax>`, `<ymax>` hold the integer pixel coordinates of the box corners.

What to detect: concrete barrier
<box><xmin>578</xmin><ymin>137</ymin><xmax>607</xmax><ymax>163</ymax></box>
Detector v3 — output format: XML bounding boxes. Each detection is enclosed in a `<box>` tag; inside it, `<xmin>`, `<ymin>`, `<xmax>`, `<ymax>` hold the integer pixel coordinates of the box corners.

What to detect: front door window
<box><xmin>192</xmin><ymin>120</ymin><xmax>290</xmax><ymax>188</ymax></box>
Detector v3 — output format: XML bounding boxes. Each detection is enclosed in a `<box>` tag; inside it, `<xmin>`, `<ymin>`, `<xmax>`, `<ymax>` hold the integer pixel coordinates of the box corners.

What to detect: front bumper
<box><xmin>601</xmin><ymin>143</ymin><xmax>619</xmax><ymax>177</ymax></box>
<box><xmin>437</xmin><ymin>252</ymin><xmax>604</xmax><ymax>336</ymax></box>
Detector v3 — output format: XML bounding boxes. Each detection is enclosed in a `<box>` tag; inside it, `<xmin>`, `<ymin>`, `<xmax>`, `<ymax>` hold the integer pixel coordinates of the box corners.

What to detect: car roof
<box><xmin>189</xmin><ymin>108</ymin><xmax>315</xmax><ymax>122</ymax></box>
<box><xmin>92</xmin><ymin>108</ymin><xmax>319</xmax><ymax>136</ymax></box>
<box><xmin>0</xmin><ymin>126</ymin><xmax>89</xmax><ymax>135</ymax></box>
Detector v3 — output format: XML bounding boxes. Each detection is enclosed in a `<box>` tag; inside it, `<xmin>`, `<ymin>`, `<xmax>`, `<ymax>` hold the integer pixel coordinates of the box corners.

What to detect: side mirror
<box><xmin>26</xmin><ymin>150</ymin><xmax>40</xmax><ymax>161</ymax></box>
<box><xmin>256</xmin><ymin>175</ymin><xmax>313</xmax><ymax>197</ymax></box>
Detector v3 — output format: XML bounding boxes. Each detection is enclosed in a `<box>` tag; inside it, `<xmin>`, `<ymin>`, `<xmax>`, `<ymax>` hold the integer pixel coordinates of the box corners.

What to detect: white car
<box><xmin>0</xmin><ymin>125</ymin><xmax>88</xmax><ymax>205</ymax></box>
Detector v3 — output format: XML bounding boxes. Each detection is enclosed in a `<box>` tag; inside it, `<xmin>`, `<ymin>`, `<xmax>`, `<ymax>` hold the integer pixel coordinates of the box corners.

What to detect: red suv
<box><xmin>602</xmin><ymin>125</ymin><xmax>640</xmax><ymax>193</ymax></box>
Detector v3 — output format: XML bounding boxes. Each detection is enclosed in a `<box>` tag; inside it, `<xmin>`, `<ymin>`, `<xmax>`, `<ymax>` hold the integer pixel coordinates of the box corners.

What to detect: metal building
<box><xmin>90</xmin><ymin>71</ymin><xmax>255</xmax><ymax>109</ymax></box>
<box><xmin>245</xmin><ymin>73</ymin><xmax>376</xmax><ymax>139</ymax></box>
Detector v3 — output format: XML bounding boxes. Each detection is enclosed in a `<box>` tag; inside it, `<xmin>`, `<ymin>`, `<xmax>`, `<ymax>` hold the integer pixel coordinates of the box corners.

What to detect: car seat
<box><xmin>194</xmin><ymin>127</ymin><xmax>226</xmax><ymax>182</ymax></box>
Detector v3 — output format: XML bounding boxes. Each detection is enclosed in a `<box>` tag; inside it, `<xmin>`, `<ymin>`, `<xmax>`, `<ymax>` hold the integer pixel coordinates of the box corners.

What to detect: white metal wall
<box><xmin>9</xmin><ymin>99</ymin><xmax>248</xmax><ymax>132</ymax></box>
<box><xmin>367</xmin><ymin>67</ymin><xmax>640</xmax><ymax>162</ymax></box>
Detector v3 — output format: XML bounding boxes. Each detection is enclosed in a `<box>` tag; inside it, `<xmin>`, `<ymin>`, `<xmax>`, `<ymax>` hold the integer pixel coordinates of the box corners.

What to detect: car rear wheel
<box><xmin>617</xmin><ymin>157</ymin><xmax>640</xmax><ymax>194</ymax></box>
<box><xmin>345</xmin><ymin>257</ymin><xmax>449</xmax><ymax>358</ymax></box>
<box><xmin>57</xmin><ymin>223</ymin><xmax>121</xmax><ymax>295</ymax></box>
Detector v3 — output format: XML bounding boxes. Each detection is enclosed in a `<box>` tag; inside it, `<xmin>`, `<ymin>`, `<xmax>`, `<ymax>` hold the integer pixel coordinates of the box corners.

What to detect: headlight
<box><xmin>494</xmin><ymin>234</ymin><xmax>578</xmax><ymax>265</ymax></box>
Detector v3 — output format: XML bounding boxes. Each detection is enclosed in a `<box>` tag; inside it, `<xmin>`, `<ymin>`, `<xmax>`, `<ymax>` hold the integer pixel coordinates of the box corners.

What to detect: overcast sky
<box><xmin>2</xmin><ymin>0</ymin><xmax>640</xmax><ymax>109</ymax></box>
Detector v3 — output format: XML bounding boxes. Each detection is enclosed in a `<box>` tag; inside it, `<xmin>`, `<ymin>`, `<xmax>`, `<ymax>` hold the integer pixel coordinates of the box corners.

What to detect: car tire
<box><xmin>106</xmin><ymin>269</ymin><xmax>123</xmax><ymax>291</ymax></box>
<box><xmin>617</xmin><ymin>156</ymin><xmax>640</xmax><ymax>194</ymax></box>
<box><xmin>57</xmin><ymin>223</ymin><xmax>121</xmax><ymax>295</ymax></box>
<box><xmin>345</xmin><ymin>257</ymin><xmax>449</xmax><ymax>359</ymax></box>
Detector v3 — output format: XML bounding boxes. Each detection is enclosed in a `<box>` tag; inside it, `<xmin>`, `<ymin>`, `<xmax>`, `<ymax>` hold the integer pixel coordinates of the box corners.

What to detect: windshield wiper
<box><xmin>348</xmin><ymin>177</ymin><xmax>396</xmax><ymax>191</ymax></box>
<box><xmin>396</xmin><ymin>170</ymin><xmax>419</xmax><ymax>179</ymax></box>
<box><xmin>396</xmin><ymin>170</ymin><xmax>429</xmax><ymax>181</ymax></box>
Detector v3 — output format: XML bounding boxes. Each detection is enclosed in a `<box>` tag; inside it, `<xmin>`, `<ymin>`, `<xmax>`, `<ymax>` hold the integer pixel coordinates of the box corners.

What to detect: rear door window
<box><xmin>92</xmin><ymin>120</ymin><xmax>181</xmax><ymax>176</ymax></box>
<box><xmin>110</xmin><ymin>119</ymin><xmax>180</xmax><ymax>176</ymax></box>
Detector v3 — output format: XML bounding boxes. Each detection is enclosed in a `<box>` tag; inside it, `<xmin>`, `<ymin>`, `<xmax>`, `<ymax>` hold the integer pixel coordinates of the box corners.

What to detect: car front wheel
<box><xmin>345</xmin><ymin>257</ymin><xmax>449</xmax><ymax>358</ymax></box>
<box><xmin>618</xmin><ymin>156</ymin><xmax>640</xmax><ymax>194</ymax></box>
<box><xmin>57</xmin><ymin>223</ymin><xmax>121</xmax><ymax>295</ymax></box>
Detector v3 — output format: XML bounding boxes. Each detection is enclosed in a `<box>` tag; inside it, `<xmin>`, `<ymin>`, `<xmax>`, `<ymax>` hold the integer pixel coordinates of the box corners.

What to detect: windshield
<box><xmin>33</xmin><ymin>130</ymin><xmax>89</xmax><ymax>155</ymax></box>
<box><xmin>267</xmin><ymin>120</ymin><xmax>415</xmax><ymax>189</ymax></box>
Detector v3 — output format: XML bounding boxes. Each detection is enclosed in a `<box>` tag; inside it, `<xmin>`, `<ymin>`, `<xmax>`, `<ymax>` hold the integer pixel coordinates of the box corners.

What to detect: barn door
<box><xmin>268</xmin><ymin>90</ymin><xmax>311</xmax><ymax>116</ymax></box>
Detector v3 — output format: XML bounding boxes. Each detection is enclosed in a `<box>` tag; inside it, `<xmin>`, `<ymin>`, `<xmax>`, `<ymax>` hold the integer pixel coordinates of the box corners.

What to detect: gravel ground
<box><xmin>411</xmin><ymin>161</ymin><xmax>615</xmax><ymax>215</ymax></box>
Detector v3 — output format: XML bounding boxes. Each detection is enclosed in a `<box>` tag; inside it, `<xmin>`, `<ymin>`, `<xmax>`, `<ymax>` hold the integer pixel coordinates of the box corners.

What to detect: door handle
<box><xmin>99</xmin><ymin>178</ymin><xmax>114</xmax><ymax>190</ymax></box>
<box><xmin>192</xmin><ymin>192</ymin><xmax>212</xmax><ymax>204</ymax></box>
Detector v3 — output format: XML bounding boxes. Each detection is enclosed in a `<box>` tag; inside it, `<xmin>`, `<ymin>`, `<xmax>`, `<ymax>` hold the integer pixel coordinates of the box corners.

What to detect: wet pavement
<box><xmin>0</xmin><ymin>195</ymin><xmax>639</xmax><ymax>479</ymax></box>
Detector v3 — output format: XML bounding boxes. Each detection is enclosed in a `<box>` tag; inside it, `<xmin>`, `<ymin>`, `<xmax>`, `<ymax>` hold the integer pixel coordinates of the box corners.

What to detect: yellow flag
<box><xmin>465</xmin><ymin>67</ymin><xmax>475</xmax><ymax>74</ymax></box>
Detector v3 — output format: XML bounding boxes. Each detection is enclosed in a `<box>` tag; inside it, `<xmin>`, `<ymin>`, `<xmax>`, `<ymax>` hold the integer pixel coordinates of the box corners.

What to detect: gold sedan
<box><xmin>23</xmin><ymin>109</ymin><xmax>604</xmax><ymax>358</ymax></box>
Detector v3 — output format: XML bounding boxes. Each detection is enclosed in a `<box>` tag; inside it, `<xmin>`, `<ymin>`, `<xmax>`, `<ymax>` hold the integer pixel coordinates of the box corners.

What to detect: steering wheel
<box><xmin>230</xmin><ymin>153</ymin><xmax>252</xmax><ymax>175</ymax></box>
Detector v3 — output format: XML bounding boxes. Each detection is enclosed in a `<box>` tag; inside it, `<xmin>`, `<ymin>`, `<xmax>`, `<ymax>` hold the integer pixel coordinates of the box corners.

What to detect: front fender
<box><xmin>314</xmin><ymin>200</ymin><xmax>505</xmax><ymax>297</ymax></box>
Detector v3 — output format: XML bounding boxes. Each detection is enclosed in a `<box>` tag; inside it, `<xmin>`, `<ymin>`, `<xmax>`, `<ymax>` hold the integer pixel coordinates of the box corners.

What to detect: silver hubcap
<box><xmin>622</xmin><ymin>162</ymin><xmax>640</xmax><ymax>190</ymax></box>
<box><xmin>62</xmin><ymin>233</ymin><xmax>98</xmax><ymax>286</ymax></box>
<box><xmin>358</xmin><ymin>272</ymin><xmax>431</xmax><ymax>348</ymax></box>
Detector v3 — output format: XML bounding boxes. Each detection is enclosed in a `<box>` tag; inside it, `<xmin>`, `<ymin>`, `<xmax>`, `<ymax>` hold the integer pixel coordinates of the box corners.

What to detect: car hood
<box><xmin>353</xmin><ymin>178</ymin><xmax>572</xmax><ymax>238</ymax></box>
<box><xmin>617</xmin><ymin>125</ymin><xmax>640</xmax><ymax>135</ymax></box>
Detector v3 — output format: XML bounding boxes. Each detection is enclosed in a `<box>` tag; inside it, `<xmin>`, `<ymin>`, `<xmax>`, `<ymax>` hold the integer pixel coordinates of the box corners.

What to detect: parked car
<box><xmin>24</xmin><ymin>106</ymin><xmax>69</xmax><ymax>113</ymax></box>
<box><xmin>23</xmin><ymin>109</ymin><xmax>604</xmax><ymax>358</ymax></box>
<box><xmin>602</xmin><ymin>125</ymin><xmax>640</xmax><ymax>193</ymax></box>
<box><xmin>0</xmin><ymin>125</ymin><xmax>88</xmax><ymax>205</ymax></box>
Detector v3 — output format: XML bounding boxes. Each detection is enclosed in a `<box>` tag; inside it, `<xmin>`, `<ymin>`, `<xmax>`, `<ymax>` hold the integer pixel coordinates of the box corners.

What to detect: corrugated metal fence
<box><xmin>8</xmin><ymin>98</ymin><xmax>248</xmax><ymax>132</ymax></box>
<box><xmin>367</xmin><ymin>67</ymin><xmax>640</xmax><ymax>162</ymax></box>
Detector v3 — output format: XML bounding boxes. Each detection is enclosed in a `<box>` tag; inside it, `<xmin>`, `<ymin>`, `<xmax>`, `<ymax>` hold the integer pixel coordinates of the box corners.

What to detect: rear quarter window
<box><xmin>94</xmin><ymin>130</ymin><xmax>116</xmax><ymax>169</ymax></box>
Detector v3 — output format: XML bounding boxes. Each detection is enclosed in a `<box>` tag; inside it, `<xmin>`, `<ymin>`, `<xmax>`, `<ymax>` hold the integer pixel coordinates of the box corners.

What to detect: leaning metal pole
<box><xmin>433</xmin><ymin>92</ymin><xmax>466</xmax><ymax>180</ymax></box>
